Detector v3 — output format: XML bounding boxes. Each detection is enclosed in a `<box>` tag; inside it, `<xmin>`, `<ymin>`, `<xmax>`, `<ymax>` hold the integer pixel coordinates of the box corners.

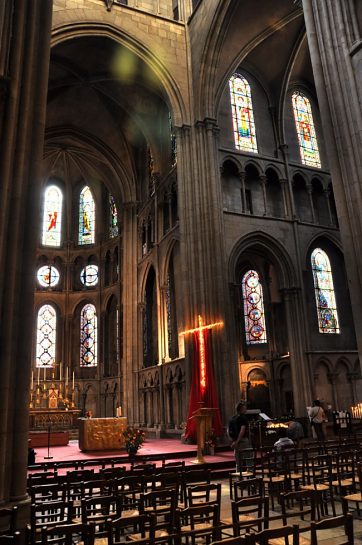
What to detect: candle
<box><xmin>60</xmin><ymin>362</ymin><xmax>62</xmax><ymax>382</ymax></box>
<box><xmin>66</xmin><ymin>366</ymin><xmax>68</xmax><ymax>386</ymax></box>
<box><xmin>43</xmin><ymin>367</ymin><xmax>46</xmax><ymax>382</ymax></box>
<box><xmin>37</xmin><ymin>367</ymin><xmax>40</xmax><ymax>385</ymax></box>
<box><xmin>72</xmin><ymin>371</ymin><xmax>75</xmax><ymax>390</ymax></box>
<box><xmin>31</xmin><ymin>370</ymin><xmax>34</xmax><ymax>390</ymax></box>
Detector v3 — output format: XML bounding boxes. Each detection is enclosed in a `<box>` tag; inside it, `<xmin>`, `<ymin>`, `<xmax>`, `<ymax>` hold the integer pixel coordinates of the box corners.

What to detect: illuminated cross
<box><xmin>180</xmin><ymin>315</ymin><xmax>223</xmax><ymax>395</ymax></box>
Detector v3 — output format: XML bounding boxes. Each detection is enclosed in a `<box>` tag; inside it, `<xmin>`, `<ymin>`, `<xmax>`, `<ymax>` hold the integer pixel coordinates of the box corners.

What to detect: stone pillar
<box><xmin>302</xmin><ymin>0</ymin><xmax>362</xmax><ymax>366</ymax></box>
<box><xmin>260</xmin><ymin>175</ymin><xmax>268</xmax><ymax>216</ymax></box>
<box><xmin>323</xmin><ymin>187</ymin><xmax>333</xmax><ymax>226</ymax></box>
<box><xmin>281</xmin><ymin>288</ymin><xmax>313</xmax><ymax>417</ymax></box>
<box><xmin>238</xmin><ymin>170</ymin><xmax>247</xmax><ymax>213</ymax></box>
<box><xmin>306</xmin><ymin>182</ymin><xmax>316</xmax><ymax>223</ymax></box>
<box><xmin>0</xmin><ymin>1</ymin><xmax>52</xmax><ymax>506</ymax></box>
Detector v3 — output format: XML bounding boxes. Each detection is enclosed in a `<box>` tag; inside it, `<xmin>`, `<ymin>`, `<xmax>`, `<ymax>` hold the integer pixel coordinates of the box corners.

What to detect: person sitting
<box><xmin>28</xmin><ymin>438</ymin><xmax>36</xmax><ymax>466</ymax></box>
<box><xmin>273</xmin><ymin>428</ymin><xmax>295</xmax><ymax>451</ymax></box>
<box><xmin>287</xmin><ymin>420</ymin><xmax>304</xmax><ymax>447</ymax></box>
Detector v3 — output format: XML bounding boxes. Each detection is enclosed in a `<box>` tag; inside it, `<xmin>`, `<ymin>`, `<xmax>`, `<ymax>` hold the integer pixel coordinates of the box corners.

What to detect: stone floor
<box><xmin>215</xmin><ymin>478</ymin><xmax>362</xmax><ymax>544</ymax></box>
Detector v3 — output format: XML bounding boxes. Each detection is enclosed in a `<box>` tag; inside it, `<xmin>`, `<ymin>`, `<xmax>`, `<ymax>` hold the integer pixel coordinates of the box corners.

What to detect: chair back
<box><xmin>310</xmin><ymin>513</ymin><xmax>353</xmax><ymax>545</ymax></box>
<box><xmin>233</xmin><ymin>478</ymin><xmax>264</xmax><ymax>500</ymax></box>
<box><xmin>245</xmin><ymin>524</ymin><xmax>299</xmax><ymax>545</ymax></box>
<box><xmin>40</xmin><ymin>523</ymin><xmax>95</xmax><ymax>545</ymax></box>
<box><xmin>231</xmin><ymin>495</ymin><xmax>269</xmax><ymax>535</ymax></box>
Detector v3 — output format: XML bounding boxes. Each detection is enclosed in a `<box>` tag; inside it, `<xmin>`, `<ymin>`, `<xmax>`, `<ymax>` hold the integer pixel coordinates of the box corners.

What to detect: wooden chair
<box><xmin>29</xmin><ymin>483</ymin><xmax>66</xmax><ymax>504</ymax></box>
<box><xmin>107</xmin><ymin>513</ymin><xmax>155</xmax><ymax>545</ymax></box>
<box><xmin>280</xmin><ymin>489</ymin><xmax>317</xmax><ymax>530</ymax></box>
<box><xmin>40</xmin><ymin>522</ymin><xmax>95</xmax><ymax>545</ymax></box>
<box><xmin>229</xmin><ymin>449</ymin><xmax>255</xmax><ymax>499</ymax></box>
<box><xmin>233</xmin><ymin>478</ymin><xmax>264</xmax><ymax>501</ymax></box>
<box><xmin>331</xmin><ymin>451</ymin><xmax>355</xmax><ymax>497</ymax></box>
<box><xmin>0</xmin><ymin>532</ymin><xmax>21</xmax><ymax>545</ymax></box>
<box><xmin>230</xmin><ymin>496</ymin><xmax>269</xmax><ymax>537</ymax></box>
<box><xmin>99</xmin><ymin>467</ymin><xmax>126</xmax><ymax>480</ymax></box>
<box><xmin>127</xmin><ymin>489</ymin><xmax>177</xmax><ymax>541</ymax></box>
<box><xmin>80</xmin><ymin>495</ymin><xmax>118</xmax><ymax>539</ymax></box>
<box><xmin>0</xmin><ymin>507</ymin><xmax>18</xmax><ymax>536</ymax></box>
<box><xmin>175</xmin><ymin>503</ymin><xmax>221</xmax><ymax>545</ymax></box>
<box><xmin>342</xmin><ymin>460</ymin><xmax>362</xmax><ymax>516</ymax></box>
<box><xmin>310</xmin><ymin>513</ymin><xmax>353</xmax><ymax>545</ymax></box>
<box><xmin>244</xmin><ymin>524</ymin><xmax>300</xmax><ymax>545</ymax></box>
<box><xmin>259</xmin><ymin>452</ymin><xmax>288</xmax><ymax>509</ymax></box>
<box><xmin>66</xmin><ymin>470</ymin><xmax>94</xmax><ymax>483</ymax></box>
<box><xmin>28</xmin><ymin>500</ymin><xmax>73</xmax><ymax>545</ymax></box>
<box><xmin>161</xmin><ymin>459</ymin><xmax>185</xmax><ymax>471</ymax></box>
<box><xmin>187</xmin><ymin>483</ymin><xmax>222</xmax><ymax>509</ymax></box>
<box><xmin>180</xmin><ymin>468</ymin><xmax>211</xmax><ymax>507</ymax></box>
<box><xmin>300</xmin><ymin>453</ymin><xmax>336</xmax><ymax>517</ymax></box>
<box><xmin>113</xmin><ymin>475</ymin><xmax>145</xmax><ymax>517</ymax></box>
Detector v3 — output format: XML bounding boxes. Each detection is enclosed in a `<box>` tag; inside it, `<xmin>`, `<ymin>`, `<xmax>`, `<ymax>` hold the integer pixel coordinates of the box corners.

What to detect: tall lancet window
<box><xmin>79</xmin><ymin>186</ymin><xmax>95</xmax><ymax>245</ymax></box>
<box><xmin>80</xmin><ymin>304</ymin><xmax>98</xmax><ymax>367</ymax></box>
<box><xmin>42</xmin><ymin>185</ymin><xmax>62</xmax><ymax>246</ymax></box>
<box><xmin>292</xmin><ymin>91</ymin><xmax>321</xmax><ymax>168</ymax></box>
<box><xmin>109</xmin><ymin>194</ymin><xmax>119</xmax><ymax>238</ymax></box>
<box><xmin>311</xmin><ymin>248</ymin><xmax>339</xmax><ymax>333</ymax></box>
<box><xmin>36</xmin><ymin>304</ymin><xmax>57</xmax><ymax>367</ymax></box>
<box><xmin>229</xmin><ymin>74</ymin><xmax>258</xmax><ymax>153</ymax></box>
<box><xmin>242</xmin><ymin>269</ymin><xmax>267</xmax><ymax>344</ymax></box>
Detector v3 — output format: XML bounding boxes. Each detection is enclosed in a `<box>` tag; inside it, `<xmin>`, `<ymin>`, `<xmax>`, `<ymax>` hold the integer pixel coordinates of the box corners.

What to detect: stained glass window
<box><xmin>311</xmin><ymin>248</ymin><xmax>339</xmax><ymax>333</ymax></box>
<box><xmin>37</xmin><ymin>265</ymin><xmax>60</xmax><ymax>288</ymax></box>
<box><xmin>229</xmin><ymin>74</ymin><xmax>258</xmax><ymax>153</ymax></box>
<box><xmin>109</xmin><ymin>194</ymin><xmax>119</xmax><ymax>238</ymax></box>
<box><xmin>36</xmin><ymin>304</ymin><xmax>56</xmax><ymax>367</ymax></box>
<box><xmin>80</xmin><ymin>265</ymin><xmax>99</xmax><ymax>287</ymax></box>
<box><xmin>80</xmin><ymin>304</ymin><xmax>98</xmax><ymax>366</ymax></box>
<box><xmin>242</xmin><ymin>270</ymin><xmax>267</xmax><ymax>344</ymax></box>
<box><xmin>292</xmin><ymin>91</ymin><xmax>321</xmax><ymax>168</ymax></box>
<box><xmin>42</xmin><ymin>185</ymin><xmax>62</xmax><ymax>246</ymax></box>
<box><xmin>79</xmin><ymin>186</ymin><xmax>95</xmax><ymax>245</ymax></box>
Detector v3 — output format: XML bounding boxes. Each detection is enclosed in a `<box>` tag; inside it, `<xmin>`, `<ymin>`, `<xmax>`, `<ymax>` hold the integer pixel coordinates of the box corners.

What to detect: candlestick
<box><xmin>60</xmin><ymin>361</ymin><xmax>62</xmax><ymax>382</ymax></box>
<box><xmin>37</xmin><ymin>367</ymin><xmax>40</xmax><ymax>385</ymax></box>
<box><xmin>66</xmin><ymin>366</ymin><xmax>69</xmax><ymax>386</ymax></box>
<box><xmin>43</xmin><ymin>366</ymin><xmax>46</xmax><ymax>382</ymax></box>
<box><xmin>31</xmin><ymin>370</ymin><xmax>34</xmax><ymax>391</ymax></box>
<box><xmin>72</xmin><ymin>371</ymin><xmax>75</xmax><ymax>390</ymax></box>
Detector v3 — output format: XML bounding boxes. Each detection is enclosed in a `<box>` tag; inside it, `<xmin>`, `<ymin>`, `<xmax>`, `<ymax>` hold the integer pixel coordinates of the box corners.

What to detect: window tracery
<box><xmin>36</xmin><ymin>304</ymin><xmax>57</xmax><ymax>367</ymax></box>
<box><xmin>242</xmin><ymin>269</ymin><xmax>267</xmax><ymax>344</ymax></box>
<box><xmin>42</xmin><ymin>185</ymin><xmax>62</xmax><ymax>246</ymax></box>
<box><xmin>79</xmin><ymin>186</ymin><xmax>95</xmax><ymax>245</ymax></box>
<box><xmin>292</xmin><ymin>91</ymin><xmax>321</xmax><ymax>168</ymax></box>
<box><xmin>80</xmin><ymin>304</ymin><xmax>98</xmax><ymax>366</ymax></box>
<box><xmin>229</xmin><ymin>74</ymin><xmax>258</xmax><ymax>153</ymax></box>
<box><xmin>311</xmin><ymin>248</ymin><xmax>339</xmax><ymax>333</ymax></box>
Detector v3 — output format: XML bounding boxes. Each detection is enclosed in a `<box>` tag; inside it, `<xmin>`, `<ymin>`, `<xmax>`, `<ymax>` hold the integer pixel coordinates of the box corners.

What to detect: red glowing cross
<box><xmin>180</xmin><ymin>315</ymin><xmax>223</xmax><ymax>394</ymax></box>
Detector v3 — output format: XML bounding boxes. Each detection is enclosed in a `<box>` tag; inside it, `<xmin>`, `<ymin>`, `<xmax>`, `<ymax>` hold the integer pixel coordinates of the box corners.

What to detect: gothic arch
<box><xmin>304</xmin><ymin>233</ymin><xmax>343</xmax><ymax>265</ymax></box>
<box><xmin>221</xmin><ymin>156</ymin><xmax>243</xmax><ymax>174</ymax></box>
<box><xmin>228</xmin><ymin>231</ymin><xmax>297</xmax><ymax>289</ymax></box>
<box><xmin>51</xmin><ymin>23</ymin><xmax>186</xmax><ymax>126</ymax></box>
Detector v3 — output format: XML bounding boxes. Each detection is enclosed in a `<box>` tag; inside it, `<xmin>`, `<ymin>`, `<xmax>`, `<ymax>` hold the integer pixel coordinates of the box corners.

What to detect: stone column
<box><xmin>281</xmin><ymin>288</ymin><xmax>313</xmax><ymax>416</ymax></box>
<box><xmin>302</xmin><ymin>0</ymin><xmax>362</xmax><ymax>366</ymax></box>
<box><xmin>279</xmin><ymin>179</ymin><xmax>290</xmax><ymax>219</ymax></box>
<box><xmin>323</xmin><ymin>187</ymin><xmax>333</xmax><ymax>226</ymax></box>
<box><xmin>0</xmin><ymin>0</ymin><xmax>52</xmax><ymax>506</ymax></box>
<box><xmin>306</xmin><ymin>182</ymin><xmax>316</xmax><ymax>223</ymax></box>
<box><xmin>238</xmin><ymin>170</ymin><xmax>247</xmax><ymax>213</ymax></box>
<box><xmin>260</xmin><ymin>175</ymin><xmax>268</xmax><ymax>216</ymax></box>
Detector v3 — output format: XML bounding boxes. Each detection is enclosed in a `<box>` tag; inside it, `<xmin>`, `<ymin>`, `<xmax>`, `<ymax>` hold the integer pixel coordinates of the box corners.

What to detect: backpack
<box><xmin>228</xmin><ymin>415</ymin><xmax>240</xmax><ymax>440</ymax></box>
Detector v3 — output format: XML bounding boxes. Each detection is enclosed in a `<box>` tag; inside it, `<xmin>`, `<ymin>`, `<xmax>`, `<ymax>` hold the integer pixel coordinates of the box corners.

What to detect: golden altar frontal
<box><xmin>78</xmin><ymin>417</ymin><xmax>128</xmax><ymax>452</ymax></box>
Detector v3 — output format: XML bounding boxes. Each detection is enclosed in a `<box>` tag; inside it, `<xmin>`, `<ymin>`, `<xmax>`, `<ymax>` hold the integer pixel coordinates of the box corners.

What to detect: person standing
<box><xmin>308</xmin><ymin>400</ymin><xmax>326</xmax><ymax>442</ymax></box>
<box><xmin>228</xmin><ymin>400</ymin><xmax>251</xmax><ymax>472</ymax></box>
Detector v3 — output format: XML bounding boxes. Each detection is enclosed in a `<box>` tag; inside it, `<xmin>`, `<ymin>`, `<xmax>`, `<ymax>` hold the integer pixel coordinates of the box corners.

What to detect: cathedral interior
<box><xmin>1</xmin><ymin>0</ymin><xmax>362</xmax><ymax>509</ymax></box>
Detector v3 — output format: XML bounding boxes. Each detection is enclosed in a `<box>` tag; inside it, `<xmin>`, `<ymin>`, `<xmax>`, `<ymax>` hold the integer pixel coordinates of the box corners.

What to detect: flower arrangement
<box><xmin>123</xmin><ymin>426</ymin><xmax>145</xmax><ymax>452</ymax></box>
<box><xmin>206</xmin><ymin>429</ymin><xmax>217</xmax><ymax>448</ymax></box>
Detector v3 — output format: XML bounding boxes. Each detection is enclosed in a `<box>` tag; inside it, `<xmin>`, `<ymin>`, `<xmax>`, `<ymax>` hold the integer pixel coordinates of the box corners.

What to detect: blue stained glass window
<box><xmin>36</xmin><ymin>304</ymin><xmax>56</xmax><ymax>367</ymax></box>
<box><xmin>311</xmin><ymin>248</ymin><xmax>339</xmax><ymax>333</ymax></box>
<box><xmin>229</xmin><ymin>74</ymin><xmax>258</xmax><ymax>153</ymax></box>
<box><xmin>42</xmin><ymin>185</ymin><xmax>62</xmax><ymax>246</ymax></box>
<box><xmin>292</xmin><ymin>91</ymin><xmax>321</xmax><ymax>168</ymax></box>
<box><xmin>79</xmin><ymin>186</ymin><xmax>95</xmax><ymax>245</ymax></box>
<box><xmin>109</xmin><ymin>194</ymin><xmax>119</xmax><ymax>238</ymax></box>
<box><xmin>80</xmin><ymin>304</ymin><xmax>98</xmax><ymax>366</ymax></box>
<box><xmin>242</xmin><ymin>269</ymin><xmax>267</xmax><ymax>344</ymax></box>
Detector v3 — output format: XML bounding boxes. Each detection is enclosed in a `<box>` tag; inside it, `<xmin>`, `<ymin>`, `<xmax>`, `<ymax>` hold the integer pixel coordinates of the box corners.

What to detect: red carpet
<box><xmin>31</xmin><ymin>438</ymin><xmax>234</xmax><ymax>470</ymax></box>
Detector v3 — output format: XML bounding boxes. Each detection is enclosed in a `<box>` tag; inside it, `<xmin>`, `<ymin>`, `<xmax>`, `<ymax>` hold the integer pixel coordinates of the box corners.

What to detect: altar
<box><xmin>78</xmin><ymin>417</ymin><xmax>128</xmax><ymax>452</ymax></box>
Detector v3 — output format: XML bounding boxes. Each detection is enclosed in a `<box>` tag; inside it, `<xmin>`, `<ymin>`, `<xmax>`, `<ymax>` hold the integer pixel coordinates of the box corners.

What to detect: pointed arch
<box><xmin>79</xmin><ymin>186</ymin><xmax>95</xmax><ymax>245</ymax></box>
<box><xmin>292</xmin><ymin>91</ymin><xmax>321</xmax><ymax>168</ymax></box>
<box><xmin>42</xmin><ymin>185</ymin><xmax>63</xmax><ymax>246</ymax></box>
<box><xmin>229</xmin><ymin>74</ymin><xmax>258</xmax><ymax>153</ymax></box>
<box><xmin>311</xmin><ymin>248</ymin><xmax>339</xmax><ymax>334</ymax></box>
<box><xmin>109</xmin><ymin>194</ymin><xmax>119</xmax><ymax>238</ymax></box>
<box><xmin>36</xmin><ymin>304</ymin><xmax>57</xmax><ymax>367</ymax></box>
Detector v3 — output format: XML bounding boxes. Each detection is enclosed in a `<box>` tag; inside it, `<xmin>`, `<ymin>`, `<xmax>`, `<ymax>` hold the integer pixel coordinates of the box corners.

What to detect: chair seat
<box><xmin>269</xmin><ymin>536</ymin><xmax>310</xmax><ymax>545</ymax></box>
<box><xmin>230</xmin><ymin>471</ymin><xmax>254</xmax><ymax>478</ymax></box>
<box><xmin>301</xmin><ymin>484</ymin><xmax>329</xmax><ymax>492</ymax></box>
<box><xmin>180</xmin><ymin>522</ymin><xmax>213</xmax><ymax>533</ymax></box>
<box><xmin>121</xmin><ymin>509</ymin><xmax>139</xmax><ymax>518</ymax></box>
<box><xmin>289</xmin><ymin>473</ymin><xmax>303</xmax><ymax>480</ymax></box>
<box><xmin>263</xmin><ymin>476</ymin><xmax>285</xmax><ymax>483</ymax></box>
<box><xmin>128</xmin><ymin>530</ymin><xmax>170</xmax><ymax>541</ymax></box>
<box><xmin>343</xmin><ymin>492</ymin><xmax>362</xmax><ymax>502</ymax></box>
<box><xmin>331</xmin><ymin>479</ymin><xmax>353</xmax><ymax>487</ymax></box>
